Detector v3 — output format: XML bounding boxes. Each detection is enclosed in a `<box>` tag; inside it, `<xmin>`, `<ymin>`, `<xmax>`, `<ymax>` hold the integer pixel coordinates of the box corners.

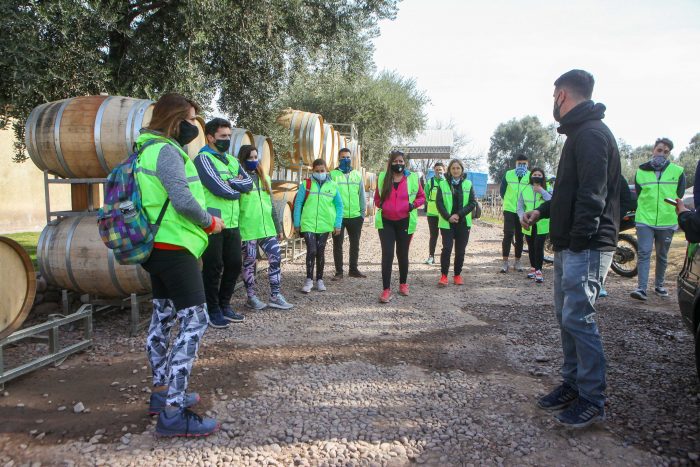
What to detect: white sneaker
<box><xmin>514</xmin><ymin>259</ymin><xmax>524</xmax><ymax>272</ymax></box>
<box><xmin>316</xmin><ymin>279</ymin><xmax>326</xmax><ymax>292</ymax></box>
<box><xmin>301</xmin><ymin>279</ymin><xmax>313</xmax><ymax>294</ymax></box>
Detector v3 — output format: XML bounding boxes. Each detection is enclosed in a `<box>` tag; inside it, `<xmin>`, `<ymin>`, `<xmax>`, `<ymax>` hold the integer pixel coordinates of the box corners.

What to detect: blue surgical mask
<box><xmin>339</xmin><ymin>158</ymin><xmax>352</xmax><ymax>173</ymax></box>
<box><xmin>312</xmin><ymin>172</ymin><xmax>327</xmax><ymax>182</ymax></box>
<box><xmin>245</xmin><ymin>160</ymin><xmax>258</xmax><ymax>171</ymax></box>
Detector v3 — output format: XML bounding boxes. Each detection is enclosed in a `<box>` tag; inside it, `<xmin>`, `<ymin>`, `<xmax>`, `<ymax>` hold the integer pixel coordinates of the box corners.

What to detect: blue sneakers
<box><xmin>537</xmin><ymin>383</ymin><xmax>578</xmax><ymax>411</ymax></box>
<box><xmin>155</xmin><ymin>408</ymin><xmax>219</xmax><ymax>437</ymax></box>
<box><xmin>208</xmin><ymin>307</ymin><xmax>230</xmax><ymax>329</ymax></box>
<box><xmin>148</xmin><ymin>390</ymin><xmax>200</xmax><ymax>415</ymax></box>
<box><xmin>221</xmin><ymin>304</ymin><xmax>245</xmax><ymax>323</ymax></box>
<box><xmin>556</xmin><ymin>397</ymin><xmax>605</xmax><ymax>428</ymax></box>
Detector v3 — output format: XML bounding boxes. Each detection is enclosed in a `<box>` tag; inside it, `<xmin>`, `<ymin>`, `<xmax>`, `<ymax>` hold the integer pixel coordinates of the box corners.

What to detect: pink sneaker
<box><xmin>527</xmin><ymin>267</ymin><xmax>536</xmax><ymax>279</ymax></box>
<box><xmin>535</xmin><ymin>270</ymin><xmax>544</xmax><ymax>283</ymax></box>
<box><xmin>399</xmin><ymin>284</ymin><xmax>410</xmax><ymax>296</ymax></box>
<box><xmin>379</xmin><ymin>289</ymin><xmax>393</xmax><ymax>303</ymax></box>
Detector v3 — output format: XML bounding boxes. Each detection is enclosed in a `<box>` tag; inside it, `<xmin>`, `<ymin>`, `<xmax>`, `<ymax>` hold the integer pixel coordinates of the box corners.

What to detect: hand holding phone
<box><xmin>663</xmin><ymin>198</ymin><xmax>678</xmax><ymax>206</ymax></box>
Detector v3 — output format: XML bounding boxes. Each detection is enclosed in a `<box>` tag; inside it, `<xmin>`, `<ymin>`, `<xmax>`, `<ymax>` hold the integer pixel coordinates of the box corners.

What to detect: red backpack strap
<box><xmin>304</xmin><ymin>178</ymin><xmax>312</xmax><ymax>201</ymax></box>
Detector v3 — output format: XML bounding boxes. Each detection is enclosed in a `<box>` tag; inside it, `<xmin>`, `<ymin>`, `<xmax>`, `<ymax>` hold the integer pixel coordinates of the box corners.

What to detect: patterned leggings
<box><xmin>304</xmin><ymin>232</ymin><xmax>329</xmax><ymax>280</ymax></box>
<box><xmin>145</xmin><ymin>299</ymin><xmax>209</xmax><ymax>407</ymax></box>
<box><xmin>242</xmin><ymin>236</ymin><xmax>282</xmax><ymax>298</ymax></box>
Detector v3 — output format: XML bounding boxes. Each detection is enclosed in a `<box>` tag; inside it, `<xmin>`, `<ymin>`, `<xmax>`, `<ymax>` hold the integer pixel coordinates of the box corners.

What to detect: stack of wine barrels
<box><xmin>0</xmin><ymin>237</ymin><xmax>37</xmax><ymax>340</ymax></box>
<box><xmin>276</xmin><ymin>109</ymin><xmax>324</xmax><ymax>167</ymax></box>
<box><xmin>271</xmin><ymin>181</ymin><xmax>297</xmax><ymax>239</ymax></box>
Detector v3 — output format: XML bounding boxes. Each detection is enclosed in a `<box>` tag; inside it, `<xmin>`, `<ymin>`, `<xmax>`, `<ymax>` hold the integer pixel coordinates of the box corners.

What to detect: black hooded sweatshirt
<box><xmin>537</xmin><ymin>100</ymin><xmax>621</xmax><ymax>252</ymax></box>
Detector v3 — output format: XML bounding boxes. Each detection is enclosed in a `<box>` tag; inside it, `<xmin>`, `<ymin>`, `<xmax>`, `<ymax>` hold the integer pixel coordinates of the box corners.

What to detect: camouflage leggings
<box><xmin>145</xmin><ymin>299</ymin><xmax>209</xmax><ymax>407</ymax></box>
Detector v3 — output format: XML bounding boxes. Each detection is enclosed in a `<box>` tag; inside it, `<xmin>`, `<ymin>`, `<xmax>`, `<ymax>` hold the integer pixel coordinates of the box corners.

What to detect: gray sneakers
<box><xmin>245</xmin><ymin>295</ymin><xmax>267</xmax><ymax>310</ymax></box>
<box><xmin>301</xmin><ymin>278</ymin><xmax>313</xmax><ymax>294</ymax></box>
<box><xmin>514</xmin><ymin>259</ymin><xmax>524</xmax><ymax>272</ymax></box>
<box><xmin>316</xmin><ymin>279</ymin><xmax>326</xmax><ymax>292</ymax></box>
<box><xmin>654</xmin><ymin>286</ymin><xmax>669</xmax><ymax>297</ymax></box>
<box><xmin>269</xmin><ymin>294</ymin><xmax>294</xmax><ymax>310</ymax></box>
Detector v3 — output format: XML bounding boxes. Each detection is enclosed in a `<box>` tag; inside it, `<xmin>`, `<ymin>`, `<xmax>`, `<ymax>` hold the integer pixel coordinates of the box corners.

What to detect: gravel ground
<box><xmin>0</xmin><ymin>216</ymin><xmax>698</xmax><ymax>466</ymax></box>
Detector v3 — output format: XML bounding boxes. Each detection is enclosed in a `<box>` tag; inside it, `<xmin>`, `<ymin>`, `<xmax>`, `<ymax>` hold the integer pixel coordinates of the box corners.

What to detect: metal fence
<box><xmin>480</xmin><ymin>190</ymin><xmax>503</xmax><ymax>220</ymax></box>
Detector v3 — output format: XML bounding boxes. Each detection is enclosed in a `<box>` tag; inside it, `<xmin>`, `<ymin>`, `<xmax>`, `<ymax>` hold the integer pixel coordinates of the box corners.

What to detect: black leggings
<box><xmin>332</xmin><ymin>216</ymin><xmax>364</xmax><ymax>273</ymax></box>
<box><xmin>427</xmin><ymin>216</ymin><xmax>440</xmax><ymax>257</ymax></box>
<box><xmin>304</xmin><ymin>232</ymin><xmax>330</xmax><ymax>280</ymax></box>
<box><xmin>525</xmin><ymin>224</ymin><xmax>547</xmax><ymax>271</ymax></box>
<box><xmin>440</xmin><ymin>223</ymin><xmax>471</xmax><ymax>276</ymax></box>
<box><xmin>502</xmin><ymin>211</ymin><xmax>523</xmax><ymax>258</ymax></box>
<box><xmin>142</xmin><ymin>249</ymin><xmax>206</xmax><ymax>310</ymax></box>
<box><xmin>378</xmin><ymin>216</ymin><xmax>412</xmax><ymax>290</ymax></box>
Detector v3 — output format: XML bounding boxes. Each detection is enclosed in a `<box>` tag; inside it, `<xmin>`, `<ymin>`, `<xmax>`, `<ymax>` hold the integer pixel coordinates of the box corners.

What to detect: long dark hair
<box><xmin>529</xmin><ymin>167</ymin><xmax>546</xmax><ymax>185</ymax></box>
<box><xmin>380</xmin><ymin>150</ymin><xmax>406</xmax><ymax>203</ymax></box>
<box><xmin>238</xmin><ymin>144</ymin><xmax>270</xmax><ymax>194</ymax></box>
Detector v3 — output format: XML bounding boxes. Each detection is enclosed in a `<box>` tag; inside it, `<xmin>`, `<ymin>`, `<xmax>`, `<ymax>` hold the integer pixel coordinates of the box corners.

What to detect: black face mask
<box><xmin>531</xmin><ymin>176</ymin><xmax>544</xmax><ymax>185</ymax></box>
<box><xmin>214</xmin><ymin>139</ymin><xmax>230</xmax><ymax>153</ymax></box>
<box><xmin>391</xmin><ymin>164</ymin><xmax>405</xmax><ymax>174</ymax></box>
<box><xmin>176</xmin><ymin>120</ymin><xmax>199</xmax><ymax>147</ymax></box>
<box><xmin>552</xmin><ymin>94</ymin><xmax>564</xmax><ymax>122</ymax></box>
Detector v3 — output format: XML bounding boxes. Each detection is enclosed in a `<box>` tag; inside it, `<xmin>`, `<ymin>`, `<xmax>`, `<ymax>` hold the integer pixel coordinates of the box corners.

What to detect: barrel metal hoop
<box><xmin>65</xmin><ymin>217</ymin><xmax>83</xmax><ymax>293</ymax></box>
<box><xmin>94</xmin><ymin>96</ymin><xmax>114</xmax><ymax>174</ymax></box>
<box><xmin>300</xmin><ymin>113</ymin><xmax>313</xmax><ymax>162</ymax></box>
<box><xmin>106</xmin><ymin>249</ymin><xmax>128</xmax><ymax>296</ymax></box>
<box><xmin>25</xmin><ymin>104</ymin><xmax>45</xmax><ymax>171</ymax></box>
<box><xmin>289</xmin><ymin>111</ymin><xmax>300</xmax><ymax>161</ymax></box>
<box><xmin>37</xmin><ymin>226</ymin><xmax>55</xmax><ymax>286</ymax></box>
<box><xmin>124</xmin><ymin>100</ymin><xmax>139</xmax><ymax>155</ymax></box>
<box><xmin>53</xmin><ymin>99</ymin><xmax>77</xmax><ymax>178</ymax></box>
<box><xmin>130</xmin><ymin>99</ymin><xmax>154</xmax><ymax>153</ymax></box>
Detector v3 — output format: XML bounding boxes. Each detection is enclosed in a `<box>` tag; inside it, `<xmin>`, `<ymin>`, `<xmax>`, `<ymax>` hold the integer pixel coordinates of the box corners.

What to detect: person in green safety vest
<box><xmin>330</xmin><ymin>148</ymin><xmax>367</xmax><ymax>279</ymax></box>
<box><xmin>424</xmin><ymin>161</ymin><xmax>446</xmax><ymax>265</ymax></box>
<box><xmin>374</xmin><ymin>150</ymin><xmax>426</xmax><ymax>303</ymax></box>
<box><xmin>630</xmin><ymin>137</ymin><xmax>686</xmax><ymax>301</ymax></box>
<box><xmin>435</xmin><ymin>159</ymin><xmax>477</xmax><ymax>286</ymax></box>
<box><xmin>137</xmin><ymin>93</ymin><xmax>222</xmax><ymax>437</ymax></box>
<box><xmin>500</xmin><ymin>154</ymin><xmax>531</xmax><ymax>273</ymax></box>
<box><xmin>237</xmin><ymin>145</ymin><xmax>294</xmax><ymax>311</ymax></box>
<box><xmin>194</xmin><ymin>118</ymin><xmax>253</xmax><ymax>329</ymax></box>
<box><xmin>517</xmin><ymin>167</ymin><xmax>552</xmax><ymax>283</ymax></box>
<box><xmin>294</xmin><ymin>158</ymin><xmax>344</xmax><ymax>293</ymax></box>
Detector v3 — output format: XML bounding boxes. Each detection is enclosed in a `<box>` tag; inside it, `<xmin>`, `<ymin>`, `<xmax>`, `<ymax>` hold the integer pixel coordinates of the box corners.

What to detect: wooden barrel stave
<box><xmin>277</xmin><ymin>109</ymin><xmax>324</xmax><ymax>166</ymax></box>
<box><xmin>0</xmin><ymin>237</ymin><xmax>37</xmax><ymax>340</ymax></box>
<box><xmin>254</xmin><ymin>135</ymin><xmax>274</xmax><ymax>176</ymax></box>
<box><xmin>38</xmin><ymin>217</ymin><xmax>151</xmax><ymax>297</ymax></box>
<box><xmin>230</xmin><ymin>128</ymin><xmax>254</xmax><ymax>159</ymax></box>
<box><xmin>272</xmin><ymin>200</ymin><xmax>293</xmax><ymax>239</ymax></box>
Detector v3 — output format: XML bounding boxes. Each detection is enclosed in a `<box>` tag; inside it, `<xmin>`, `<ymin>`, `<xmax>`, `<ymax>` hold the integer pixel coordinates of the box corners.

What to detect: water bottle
<box><xmin>119</xmin><ymin>201</ymin><xmax>137</xmax><ymax>221</ymax></box>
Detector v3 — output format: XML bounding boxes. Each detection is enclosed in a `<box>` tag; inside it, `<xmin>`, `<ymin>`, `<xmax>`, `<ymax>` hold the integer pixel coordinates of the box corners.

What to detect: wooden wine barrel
<box><xmin>254</xmin><ymin>135</ymin><xmax>274</xmax><ymax>176</ymax></box>
<box><xmin>229</xmin><ymin>128</ymin><xmax>254</xmax><ymax>159</ymax></box>
<box><xmin>364</xmin><ymin>171</ymin><xmax>377</xmax><ymax>191</ymax></box>
<box><xmin>277</xmin><ymin>109</ymin><xmax>324</xmax><ymax>166</ymax></box>
<box><xmin>272</xmin><ymin>200</ymin><xmax>294</xmax><ymax>239</ymax></box>
<box><xmin>348</xmin><ymin>140</ymin><xmax>362</xmax><ymax>170</ymax></box>
<box><xmin>26</xmin><ymin>96</ymin><xmax>154</xmax><ymax>178</ymax></box>
<box><xmin>0</xmin><ymin>237</ymin><xmax>37</xmax><ymax>340</ymax></box>
<box><xmin>272</xmin><ymin>181</ymin><xmax>299</xmax><ymax>202</ymax></box>
<box><xmin>38</xmin><ymin>217</ymin><xmax>151</xmax><ymax>297</ymax></box>
<box><xmin>321</xmin><ymin>123</ymin><xmax>335</xmax><ymax>167</ymax></box>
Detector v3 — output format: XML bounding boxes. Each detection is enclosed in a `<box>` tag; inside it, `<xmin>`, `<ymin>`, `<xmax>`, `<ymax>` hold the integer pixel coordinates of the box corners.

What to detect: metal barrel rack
<box><xmin>0</xmin><ymin>304</ymin><xmax>93</xmax><ymax>389</ymax></box>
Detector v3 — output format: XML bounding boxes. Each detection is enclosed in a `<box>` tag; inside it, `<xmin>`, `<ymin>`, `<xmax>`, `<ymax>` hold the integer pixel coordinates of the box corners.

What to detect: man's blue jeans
<box><xmin>553</xmin><ymin>249</ymin><xmax>613</xmax><ymax>408</ymax></box>
<box><xmin>636</xmin><ymin>225</ymin><xmax>674</xmax><ymax>292</ymax></box>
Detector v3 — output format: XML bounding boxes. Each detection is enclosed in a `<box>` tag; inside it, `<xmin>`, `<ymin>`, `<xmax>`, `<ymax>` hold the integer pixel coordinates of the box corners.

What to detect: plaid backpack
<box><xmin>97</xmin><ymin>140</ymin><xmax>169</xmax><ymax>265</ymax></box>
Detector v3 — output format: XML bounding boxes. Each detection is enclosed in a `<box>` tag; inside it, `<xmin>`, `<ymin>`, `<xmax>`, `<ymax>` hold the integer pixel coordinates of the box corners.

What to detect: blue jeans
<box><xmin>636</xmin><ymin>225</ymin><xmax>674</xmax><ymax>291</ymax></box>
<box><xmin>553</xmin><ymin>249</ymin><xmax>613</xmax><ymax>408</ymax></box>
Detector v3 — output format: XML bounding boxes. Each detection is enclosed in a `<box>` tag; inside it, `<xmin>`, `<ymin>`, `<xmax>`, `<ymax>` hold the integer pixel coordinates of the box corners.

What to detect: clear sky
<box><xmin>372</xmin><ymin>0</ymin><xmax>700</xmax><ymax>171</ymax></box>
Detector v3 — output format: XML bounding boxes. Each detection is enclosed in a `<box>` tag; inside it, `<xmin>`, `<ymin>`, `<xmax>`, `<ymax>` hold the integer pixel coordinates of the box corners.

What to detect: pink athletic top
<box><xmin>374</xmin><ymin>174</ymin><xmax>426</xmax><ymax>221</ymax></box>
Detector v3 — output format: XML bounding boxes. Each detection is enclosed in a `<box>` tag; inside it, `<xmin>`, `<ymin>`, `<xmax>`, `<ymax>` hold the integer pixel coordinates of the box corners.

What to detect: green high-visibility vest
<box><xmin>198</xmin><ymin>149</ymin><xmax>241</xmax><ymax>228</ymax></box>
<box><xmin>330</xmin><ymin>169</ymin><xmax>363</xmax><ymax>218</ymax></box>
<box><xmin>239</xmin><ymin>174</ymin><xmax>276</xmax><ymax>241</ymax></box>
<box><xmin>438</xmin><ymin>178</ymin><xmax>473</xmax><ymax>229</ymax></box>
<box><xmin>520</xmin><ymin>184</ymin><xmax>550</xmax><ymax>236</ymax></box>
<box><xmin>300</xmin><ymin>178</ymin><xmax>339</xmax><ymax>234</ymax></box>
<box><xmin>375</xmin><ymin>171</ymin><xmax>420</xmax><ymax>234</ymax></box>
<box><xmin>503</xmin><ymin>169</ymin><xmax>531</xmax><ymax>213</ymax></box>
<box><xmin>134</xmin><ymin>133</ymin><xmax>208</xmax><ymax>258</ymax></box>
<box><xmin>426</xmin><ymin>177</ymin><xmax>444</xmax><ymax>217</ymax></box>
<box><xmin>635</xmin><ymin>163</ymin><xmax>684</xmax><ymax>227</ymax></box>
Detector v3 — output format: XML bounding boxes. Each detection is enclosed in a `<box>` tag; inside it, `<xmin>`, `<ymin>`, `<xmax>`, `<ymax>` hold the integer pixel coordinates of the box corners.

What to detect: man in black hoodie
<box><xmin>522</xmin><ymin>69</ymin><xmax>621</xmax><ymax>428</ymax></box>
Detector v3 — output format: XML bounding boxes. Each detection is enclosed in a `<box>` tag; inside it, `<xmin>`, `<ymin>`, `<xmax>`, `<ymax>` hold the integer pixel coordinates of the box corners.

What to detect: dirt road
<box><xmin>1</xmin><ymin>217</ymin><xmax>698</xmax><ymax>466</ymax></box>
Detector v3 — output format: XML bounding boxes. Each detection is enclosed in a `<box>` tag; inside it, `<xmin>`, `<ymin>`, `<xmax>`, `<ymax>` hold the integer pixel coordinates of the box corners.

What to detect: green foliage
<box><xmin>487</xmin><ymin>116</ymin><xmax>561</xmax><ymax>182</ymax></box>
<box><xmin>620</xmin><ymin>143</ymin><xmax>653</xmax><ymax>181</ymax></box>
<box><xmin>281</xmin><ymin>70</ymin><xmax>428</xmax><ymax>170</ymax></box>
<box><xmin>1</xmin><ymin>0</ymin><xmax>399</xmax><ymax>162</ymax></box>
<box><xmin>4</xmin><ymin>231</ymin><xmax>40</xmax><ymax>268</ymax></box>
<box><xmin>677</xmin><ymin>133</ymin><xmax>699</xmax><ymax>188</ymax></box>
